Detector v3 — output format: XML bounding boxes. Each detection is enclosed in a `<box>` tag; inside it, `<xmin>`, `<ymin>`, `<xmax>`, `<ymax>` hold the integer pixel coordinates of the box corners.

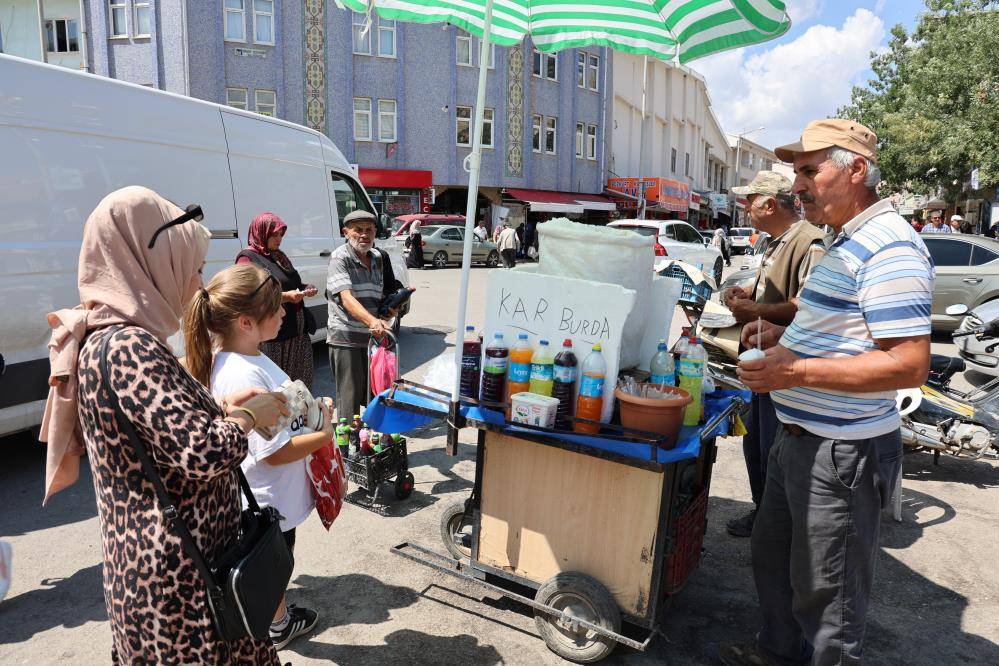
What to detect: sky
<box><xmin>689</xmin><ymin>0</ymin><xmax>927</xmax><ymax>151</ymax></box>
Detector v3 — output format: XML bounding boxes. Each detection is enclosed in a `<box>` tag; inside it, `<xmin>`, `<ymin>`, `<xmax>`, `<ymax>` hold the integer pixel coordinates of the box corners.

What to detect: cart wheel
<box><xmin>394</xmin><ymin>470</ymin><xmax>415</xmax><ymax>500</ymax></box>
<box><xmin>534</xmin><ymin>572</ymin><xmax>621</xmax><ymax>664</ymax></box>
<box><xmin>439</xmin><ymin>498</ymin><xmax>473</xmax><ymax>560</ymax></box>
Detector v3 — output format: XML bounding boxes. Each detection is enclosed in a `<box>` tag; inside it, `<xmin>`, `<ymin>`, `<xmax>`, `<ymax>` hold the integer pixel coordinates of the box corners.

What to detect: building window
<box><xmin>224</xmin><ymin>0</ymin><xmax>245</xmax><ymax>42</ymax></box>
<box><xmin>352</xmin><ymin>11</ymin><xmax>371</xmax><ymax>54</ymax></box>
<box><xmin>353</xmin><ymin>97</ymin><xmax>372</xmax><ymax>141</ymax></box>
<box><xmin>45</xmin><ymin>19</ymin><xmax>79</xmax><ymax>53</ymax></box>
<box><xmin>253</xmin><ymin>0</ymin><xmax>273</xmax><ymax>44</ymax></box>
<box><xmin>255</xmin><ymin>89</ymin><xmax>276</xmax><ymax>117</ymax></box>
<box><xmin>671</xmin><ymin>148</ymin><xmax>677</xmax><ymax>173</ymax></box>
<box><xmin>456</xmin><ymin>106</ymin><xmax>493</xmax><ymax>147</ymax></box>
<box><xmin>575</xmin><ymin>122</ymin><xmax>584</xmax><ymax>158</ymax></box>
<box><xmin>532</xmin><ymin>49</ymin><xmax>557</xmax><ymax>81</ymax></box>
<box><xmin>532</xmin><ymin>114</ymin><xmax>542</xmax><ymax>153</ymax></box>
<box><xmin>109</xmin><ymin>0</ymin><xmax>127</xmax><ymax>37</ymax></box>
<box><xmin>134</xmin><ymin>1</ymin><xmax>151</xmax><ymax>37</ymax></box>
<box><xmin>544</xmin><ymin>116</ymin><xmax>557</xmax><ymax>154</ymax></box>
<box><xmin>378</xmin><ymin>18</ymin><xmax>395</xmax><ymax>57</ymax></box>
<box><xmin>457</xmin><ymin>30</ymin><xmax>494</xmax><ymax>68</ymax></box>
<box><xmin>587</xmin><ymin>54</ymin><xmax>599</xmax><ymax>91</ymax></box>
<box><xmin>225</xmin><ymin>87</ymin><xmax>248</xmax><ymax>110</ymax></box>
<box><xmin>576</xmin><ymin>52</ymin><xmax>585</xmax><ymax>87</ymax></box>
<box><xmin>378</xmin><ymin>99</ymin><xmax>397</xmax><ymax>142</ymax></box>
<box><xmin>586</xmin><ymin>124</ymin><xmax>597</xmax><ymax>160</ymax></box>
<box><xmin>685</xmin><ymin>152</ymin><xmax>690</xmax><ymax>176</ymax></box>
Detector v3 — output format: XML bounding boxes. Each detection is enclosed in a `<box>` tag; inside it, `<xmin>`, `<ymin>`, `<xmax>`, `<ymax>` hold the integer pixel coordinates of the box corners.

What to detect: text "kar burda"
<box><xmin>498</xmin><ymin>288</ymin><xmax>611</xmax><ymax>339</ymax></box>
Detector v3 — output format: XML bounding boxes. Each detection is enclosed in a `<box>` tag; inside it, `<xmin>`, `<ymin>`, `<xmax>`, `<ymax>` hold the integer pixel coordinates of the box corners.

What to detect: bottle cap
<box><xmin>540</xmin><ymin>339</ymin><xmax>549</xmax><ymax>345</ymax></box>
<box><xmin>518</xmin><ymin>332</ymin><xmax>528</xmax><ymax>339</ymax></box>
<box><xmin>339</xmin><ymin>417</ymin><xmax>347</xmax><ymax>424</ymax></box>
<box><xmin>593</xmin><ymin>343</ymin><xmax>602</xmax><ymax>351</ymax></box>
<box><xmin>353</xmin><ymin>414</ymin><xmax>360</xmax><ymax>420</ymax></box>
<box><xmin>562</xmin><ymin>339</ymin><xmax>572</xmax><ymax>347</ymax></box>
<box><xmin>466</xmin><ymin>325</ymin><xmax>475</xmax><ymax>331</ymax></box>
<box><xmin>495</xmin><ymin>332</ymin><xmax>504</xmax><ymax>339</ymax></box>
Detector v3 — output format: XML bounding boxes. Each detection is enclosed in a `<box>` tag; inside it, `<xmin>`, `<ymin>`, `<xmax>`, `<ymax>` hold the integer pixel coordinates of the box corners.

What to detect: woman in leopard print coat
<box><xmin>41</xmin><ymin>187</ymin><xmax>287</xmax><ymax>664</ymax></box>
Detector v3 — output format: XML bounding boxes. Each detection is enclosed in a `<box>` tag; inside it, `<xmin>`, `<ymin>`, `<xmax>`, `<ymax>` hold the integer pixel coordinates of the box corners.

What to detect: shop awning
<box><xmin>504</xmin><ymin>188</ymin><xmax>615</xmax><ymax>214</ymax></box>
<box><xmin>358</xmin><ymin>168</ymin><xmax>433</xmax><ymax>189</ymax></box>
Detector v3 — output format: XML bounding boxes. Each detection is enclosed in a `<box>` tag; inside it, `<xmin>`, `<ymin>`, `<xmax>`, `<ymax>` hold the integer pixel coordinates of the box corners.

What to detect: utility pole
<box><xmin>729</xmin><ymin>127</ymin><xmax>764</xmax><ymax>224</ymax></box>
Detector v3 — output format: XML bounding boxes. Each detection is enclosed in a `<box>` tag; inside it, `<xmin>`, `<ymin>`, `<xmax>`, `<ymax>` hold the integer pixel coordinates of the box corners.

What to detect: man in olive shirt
<box><xmin>723</xmin><ymin>171</ymin><xmax>826</xmax><ymax>537</ymax></box>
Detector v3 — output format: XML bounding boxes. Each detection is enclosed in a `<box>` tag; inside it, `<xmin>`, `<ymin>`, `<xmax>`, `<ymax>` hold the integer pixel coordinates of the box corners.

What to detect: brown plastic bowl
<box><xmin>615</xmin><ymin>384</ymin><xmax>692</xmax><ymax>447</ymax></box>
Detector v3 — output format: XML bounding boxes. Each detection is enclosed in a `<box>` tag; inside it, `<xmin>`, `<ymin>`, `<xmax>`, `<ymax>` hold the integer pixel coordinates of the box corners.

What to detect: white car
<box><xmin>728</xmin><ymin>227</ymin><xmax>755</xmax><ymax>254</ymax></box>
<box><xmin>608</xmin><ymin>219</ymin><xmax>724</xmax><ymax>286</ymax></box>
<box><xmin>955</xmin><ymin>299</ymin><xmax>999</xmax><ymax>376</ymax></box>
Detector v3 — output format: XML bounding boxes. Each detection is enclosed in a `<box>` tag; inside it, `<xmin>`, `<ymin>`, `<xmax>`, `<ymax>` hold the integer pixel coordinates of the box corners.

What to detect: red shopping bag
<box><xmin>369</xmin><ymin>339</ymin><xmax>398</xmax><ymax>396</ymax></box>
<box><xmin>307</xmin><ymin>441</ymin><xmax>348</xmax><ymax>530</ymax></box>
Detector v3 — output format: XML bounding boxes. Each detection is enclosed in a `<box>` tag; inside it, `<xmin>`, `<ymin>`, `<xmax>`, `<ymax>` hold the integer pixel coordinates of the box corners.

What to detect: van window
<box><xmin>330</xmin><ymin>171</ymin><xmax>375</xmax><ymax>233</ymax></box>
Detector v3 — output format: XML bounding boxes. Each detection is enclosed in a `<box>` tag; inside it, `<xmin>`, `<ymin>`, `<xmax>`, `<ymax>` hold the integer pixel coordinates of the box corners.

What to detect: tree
<box><xmin>840</xmin><ymin>1</ymin><xmax>999</xmax><ymax>200</ymax></box>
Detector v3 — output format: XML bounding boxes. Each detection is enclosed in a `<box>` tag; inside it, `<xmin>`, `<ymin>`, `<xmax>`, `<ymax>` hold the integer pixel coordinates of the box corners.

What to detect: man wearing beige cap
<box><xmin>724</xmin><ymin>119</ymin><xmax>934</xmax><ymax>666</ymax></box>
<box><xmin>722</xmin><ymin>170</ymin><xmax>826</xmax><ymax>538</ymax></box>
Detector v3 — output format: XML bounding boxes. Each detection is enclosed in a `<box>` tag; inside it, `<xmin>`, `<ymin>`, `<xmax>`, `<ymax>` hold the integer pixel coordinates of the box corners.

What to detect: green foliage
<box><xmin>839</xmin><ymin>1</ymin><xmax>999</xmax><ymax>200</ymax></box>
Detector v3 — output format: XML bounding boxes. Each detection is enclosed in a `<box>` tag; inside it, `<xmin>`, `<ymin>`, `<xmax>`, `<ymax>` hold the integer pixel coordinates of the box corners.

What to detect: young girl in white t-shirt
<box><xmin>184</xmin><ymin>263</ymin><xmax>334</xmax><ymax>651</ymax></box>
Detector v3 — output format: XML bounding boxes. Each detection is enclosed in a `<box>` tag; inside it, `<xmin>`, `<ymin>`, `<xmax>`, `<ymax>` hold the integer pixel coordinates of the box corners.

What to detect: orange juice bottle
<box><xmin>507</xmin><ymin>333</ymin><xmax>533</xmax><ymax>398</ymax></box>
<box><xmin>573</xmin><ymin>344</ymin><xmax>606</xmax><ymax>434</ymax></box>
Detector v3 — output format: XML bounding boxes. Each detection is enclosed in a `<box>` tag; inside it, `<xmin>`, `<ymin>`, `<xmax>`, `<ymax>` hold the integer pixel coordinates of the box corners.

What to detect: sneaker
<box><xmin>726</xmin><ymin>509</ymin><xmax>757</xmax><ymax>538</ymax></box>
<box><xmin>270</xmin><ymin>604</ymin><xmax>319</xmax><ymax>650</ymax></box>
<box><xmin>719</xmin><ymin>643</ymin><xmax>779</xmax><ymax>666</ymax></box>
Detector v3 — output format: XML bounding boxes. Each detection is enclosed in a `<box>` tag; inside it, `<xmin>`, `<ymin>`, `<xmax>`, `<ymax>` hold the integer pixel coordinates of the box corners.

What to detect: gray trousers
<box><xmin>751</xmin><ymin>424</ymin><xmax>902</xmax><ymax>665</ymax></box>
<box><xmin>328</xmin><ymin>345</ymin><xmax>368</xmax><ymax>422</ymax></box>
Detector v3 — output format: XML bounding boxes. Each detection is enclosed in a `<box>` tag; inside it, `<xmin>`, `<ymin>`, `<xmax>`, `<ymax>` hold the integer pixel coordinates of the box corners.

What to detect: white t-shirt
<box><xmin>211</xmin><ymin>351</ymin><xmax>314</xmax><ymax>531</ymax></box>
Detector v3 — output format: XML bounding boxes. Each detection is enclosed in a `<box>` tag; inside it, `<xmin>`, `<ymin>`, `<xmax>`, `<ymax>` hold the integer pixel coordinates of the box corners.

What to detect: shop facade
<box><xmin>358</xmin><ymin>168</ymin><xmax>434</xmax><ymax>218</ymax></box>
<box><xmin>606</xmin><ymin>177</ymin><xmax>689</xmax><ymax>221</ymax></box>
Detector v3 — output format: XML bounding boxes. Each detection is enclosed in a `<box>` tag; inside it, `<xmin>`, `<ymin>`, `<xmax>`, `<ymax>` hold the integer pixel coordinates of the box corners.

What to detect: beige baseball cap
<box><xmin>732</xmin><ymin>170</ymin><xmax>793</xmax><ymax>197</ymax></box>
<box><xmin>775</xmin><ymin>118</ymin><xmax>878</xmax><ymax>163</ymax></box>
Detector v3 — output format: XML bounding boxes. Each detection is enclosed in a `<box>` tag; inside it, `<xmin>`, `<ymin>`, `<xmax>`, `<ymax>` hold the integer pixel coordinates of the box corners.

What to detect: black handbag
<box><xmin>99</xmin><ymin>327</ymin><xmax>294</xmax><ymax>642</ymax></box>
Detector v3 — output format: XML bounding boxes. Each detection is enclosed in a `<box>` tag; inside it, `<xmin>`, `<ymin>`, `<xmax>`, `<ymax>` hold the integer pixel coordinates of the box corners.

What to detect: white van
<box><xmin>0</xmin><ymin>54</ymin><xmax>405</xmax><ymax>436</ymax></box>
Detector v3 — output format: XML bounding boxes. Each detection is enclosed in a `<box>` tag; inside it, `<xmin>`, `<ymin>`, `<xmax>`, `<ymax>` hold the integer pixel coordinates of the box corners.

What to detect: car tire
<box><xmin>432</xmin><ymin>251</ymin><xmax>449</xmax><ymax>269</ymax></box>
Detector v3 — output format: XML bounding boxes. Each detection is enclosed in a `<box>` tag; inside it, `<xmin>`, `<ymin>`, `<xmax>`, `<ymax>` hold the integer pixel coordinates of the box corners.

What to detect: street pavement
<box><xmin>1</xmin><ymin>263</ymin><xmax>998</xmax><ymax>664</ymax></box>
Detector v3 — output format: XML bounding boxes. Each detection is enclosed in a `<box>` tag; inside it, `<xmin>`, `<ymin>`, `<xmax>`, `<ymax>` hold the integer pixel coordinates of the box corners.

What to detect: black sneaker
<box><xmin>270</xmin><ymin>604</ymin><xmax>319</xmax><ymax>650</ymax></box>
<box><xmin>726</xmin><ymin>509</ymin><xmax>757</xmax><ymax>538</ymax></box>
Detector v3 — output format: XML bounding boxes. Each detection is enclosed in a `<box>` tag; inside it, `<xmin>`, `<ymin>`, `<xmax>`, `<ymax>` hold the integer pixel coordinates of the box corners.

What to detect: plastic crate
<box><xmin>344</xmin><ymin>438</ymin><xmax>409</xmax><ymax>490</ymax></box>
<box><xmin>662</xmin><ymin>264</ymin><xmax>712</xmax><ymax>305</ymax></box>
<box><xmin>664</xmin><ymin>487</ymin><xmax>709</xmax><ymax>594</ymax></box>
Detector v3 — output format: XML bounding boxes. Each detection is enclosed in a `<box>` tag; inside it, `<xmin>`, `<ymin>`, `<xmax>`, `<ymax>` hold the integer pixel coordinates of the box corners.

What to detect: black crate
<box><xmin>344</xmin><ymin>438</ymin><xmax>409</xmax><ymax>491</ymax></box>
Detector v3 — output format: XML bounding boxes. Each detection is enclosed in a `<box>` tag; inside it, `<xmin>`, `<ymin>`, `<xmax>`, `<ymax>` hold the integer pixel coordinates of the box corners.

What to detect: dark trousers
<box><xmin>328</xmin><ymin>344</ymin><xmax>368</xmax><ymax>421</ymax></box>
<box><xmin>751</xmin><ymin>425</ymin><xmax>903</xmax><ymax>665</ymax></box>
<box><xmin>743</xmin><ymin>393</ymin><xmax>779</xmax><ymax>507</ymax></box>
<box><xmin>500</xmin><ymin>249</ymin><xmax>517</xmax><ymax>268</ymax></box>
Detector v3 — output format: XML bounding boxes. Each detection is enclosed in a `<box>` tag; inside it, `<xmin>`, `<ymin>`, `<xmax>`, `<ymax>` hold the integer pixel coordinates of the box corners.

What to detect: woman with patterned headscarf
<box><xmin>236</xmin><ymin>213</ymin><xmax>319</xmax><ymax>387</ymax></box>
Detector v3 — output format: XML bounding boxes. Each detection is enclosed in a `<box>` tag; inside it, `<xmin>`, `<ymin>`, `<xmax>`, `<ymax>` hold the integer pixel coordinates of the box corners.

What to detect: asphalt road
<box><xmin>1</xmin><ymin>263</ymin><xmax>997</xmax><ymax>665</ymax></box>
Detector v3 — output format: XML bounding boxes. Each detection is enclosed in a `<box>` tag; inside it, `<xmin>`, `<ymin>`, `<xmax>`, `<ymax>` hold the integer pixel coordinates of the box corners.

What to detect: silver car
<box><xmin>406</xmin><ymin>225</ymin><xmax>500</xmax><ymax>269</ymax></box>
<box><xmin>921</xmin><ymin>234</ymin><xmax>999</xmax><ymax>330</ymax></box>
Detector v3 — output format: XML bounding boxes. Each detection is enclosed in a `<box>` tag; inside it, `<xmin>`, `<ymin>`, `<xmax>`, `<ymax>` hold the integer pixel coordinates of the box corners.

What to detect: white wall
<box><xmin>0</xmin><ymin>0</ymin><xmax>83</xmax><ymax>69</ymax></box>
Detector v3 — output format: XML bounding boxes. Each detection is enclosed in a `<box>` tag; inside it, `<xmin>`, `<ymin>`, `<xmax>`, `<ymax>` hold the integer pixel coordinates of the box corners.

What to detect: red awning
<box><xmin>358</xmin><ymin>168</ymin><xmax>433</xmax><ymax>189</ymax></box>
<box><xmin>504</xmin><ymin>188</ymin><xmax>616</xmax><ymax>213</ymax></box>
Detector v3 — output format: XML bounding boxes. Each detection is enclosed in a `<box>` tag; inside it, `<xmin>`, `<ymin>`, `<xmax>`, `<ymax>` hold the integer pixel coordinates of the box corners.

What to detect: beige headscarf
<box><xmin>40</xmin><ymin>186</ymin><xmax>211</xmax><ymax>503</ymax></box>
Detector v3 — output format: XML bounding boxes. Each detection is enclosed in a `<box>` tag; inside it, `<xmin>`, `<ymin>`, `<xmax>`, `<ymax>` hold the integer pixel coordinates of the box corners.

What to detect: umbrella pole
<box><xmin>447</xmin><ymin>0</ymin><xmax>495</xmax><ymax>456</ymax></box>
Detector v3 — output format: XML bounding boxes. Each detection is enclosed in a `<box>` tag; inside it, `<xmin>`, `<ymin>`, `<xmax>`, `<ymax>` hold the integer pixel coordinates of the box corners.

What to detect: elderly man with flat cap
<box><xmin>722</xmin><ymin>119</ymin><xmax>934</xmax><ymax>666</ymax></box>
<box><xmin>722</xmin><ymin>170</ymin><xmax>827</xmax><ymax>538</ymax></box>
<box><xmin>326</xmin><ymin>210</ymin><xmax>392</xmax><ymax>420</ymax></box>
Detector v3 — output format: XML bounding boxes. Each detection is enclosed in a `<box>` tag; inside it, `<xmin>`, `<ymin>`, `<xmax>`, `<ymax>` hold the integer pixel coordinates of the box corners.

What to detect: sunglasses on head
<box><xmin>250</xmin><ymin>273</ymin><xmax>279</xmax><ymax>297</ymax></box>
<box><xmin>148</xmin><ymin>204</ymin><xmax>204</xmax><ymax>249</ymax></box>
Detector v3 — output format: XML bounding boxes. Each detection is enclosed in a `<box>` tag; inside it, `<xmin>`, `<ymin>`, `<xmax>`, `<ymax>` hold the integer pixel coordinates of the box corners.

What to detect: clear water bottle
<box><xmin>672</xmin><ymin>326</ymin><xmax>691</xmax><ymax>387</ymax></box>
<box><xmin>650</xmin><ymin>339</ymin><xmax>674</xmax><ymax>387</ymax></box>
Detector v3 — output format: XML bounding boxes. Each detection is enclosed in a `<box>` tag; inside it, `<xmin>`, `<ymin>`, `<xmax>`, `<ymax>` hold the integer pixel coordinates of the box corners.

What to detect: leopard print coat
<box><xmin>78</xmin><ymin>326</ymin><xmax>280</xmax><ymax>665</ymax></box>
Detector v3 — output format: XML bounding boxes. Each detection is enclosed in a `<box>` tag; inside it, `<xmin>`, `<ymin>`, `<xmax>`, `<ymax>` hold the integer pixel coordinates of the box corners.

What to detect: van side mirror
<box><xmin>946</xmin><ymin>304</ymin><xmax>969</xmax><ymax>316</ymax></box>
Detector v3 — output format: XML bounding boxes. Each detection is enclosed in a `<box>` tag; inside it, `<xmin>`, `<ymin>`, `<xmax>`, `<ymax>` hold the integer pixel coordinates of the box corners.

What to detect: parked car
<box><xmin>391</xmin><ymin>213</ymin><xmax>465</xmax><ymax>237</ymax></box>
<box><xmin>728</xmin><ymin>227</ymin><xmax>755</xmax><ymax>254</ymax></box>
<box><xmin>738</xmin><ymin>232</ymin><xmax>771</xmax><ymax>271</ymax></box>
<box><xmin>921</xmin><ymin>234</ymin><xmax>999</xmax><ymax>330</ymax></box>
<box><xmin>406</xmin><ymin>225</ymin><xmax>501</xmax><ymax>268</ymax></box>
<box><xmin>607</xmin><ymin>219</ymin><xmax>724</xmax><ymax>286</ymax></box>
<box><xmin>955</xmin><ymin>299</ymin><xmax>999</xmax><ymax>376</ymax></box>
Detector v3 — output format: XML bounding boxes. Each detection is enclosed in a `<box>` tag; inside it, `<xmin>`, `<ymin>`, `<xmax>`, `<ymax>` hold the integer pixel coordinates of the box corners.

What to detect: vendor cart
<box><xmin>363</xmin><ymin>381</ymin><xmax>747</xmax><ymax>663</ymax></box>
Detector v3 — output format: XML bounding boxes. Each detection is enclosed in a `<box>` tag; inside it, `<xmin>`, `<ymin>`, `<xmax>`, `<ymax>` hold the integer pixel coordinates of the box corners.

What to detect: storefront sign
<box><xmin>707</xmin><ymin>193</ymin><xmax>728</xmax><ymax>212</ymax></box>
<box><xmin>688</xmin><ymin>192</ymin><xmax>702</xmax><ymax>210</ymax></box>
<box><xmin>606</xmin><ymin>177</ymin><xmax>689</xmax><ymax>212</ymax></box>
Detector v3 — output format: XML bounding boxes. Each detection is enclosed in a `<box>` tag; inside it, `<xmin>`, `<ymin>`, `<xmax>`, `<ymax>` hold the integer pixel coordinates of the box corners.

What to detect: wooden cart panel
<box><xmin>476</xmin><ymin>432</ymin><xmax>664</xmax><ymax>618</ymax></box>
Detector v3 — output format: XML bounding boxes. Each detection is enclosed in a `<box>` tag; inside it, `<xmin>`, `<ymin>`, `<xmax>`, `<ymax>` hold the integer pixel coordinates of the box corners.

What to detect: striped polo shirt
<box><xmin>772</xmin><ymin>199</ymin><xmax>934</xmax><ymax>439</ymax></box>
<box><xmin>326</xmin><ymin>242</ymin><xmax>383</xmax><ymax>348</ymax></box>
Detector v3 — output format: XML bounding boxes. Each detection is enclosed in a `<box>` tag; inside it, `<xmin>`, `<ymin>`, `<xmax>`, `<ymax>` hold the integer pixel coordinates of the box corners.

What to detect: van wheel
<box><xmin>432</xmin><ymin>251</ymin><xmax>449</xmax><ymax>269</ymax></box>
<box><xmin>486</xmin><ymin>251</ymin><xmax>500</xmax><ymax>268</ymax></box>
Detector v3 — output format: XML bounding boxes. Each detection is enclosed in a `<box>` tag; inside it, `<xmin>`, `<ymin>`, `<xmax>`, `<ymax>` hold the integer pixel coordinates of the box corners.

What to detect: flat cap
<box><xmin>342</xmin><ymin>209</ymin><xmax>377</xmax><ymax>227</ymax></box>
<box><xmin>732</xmin><ymin>171</ymin><xmax>793</xmax><ymax>198</ymax></box>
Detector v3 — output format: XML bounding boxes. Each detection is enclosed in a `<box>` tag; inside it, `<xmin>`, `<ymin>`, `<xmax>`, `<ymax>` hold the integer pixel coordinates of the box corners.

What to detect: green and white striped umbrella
<box><xmin>337</xmin><ymin>0</ymin><xmax>791</xmax><ymax>63</ymax></box>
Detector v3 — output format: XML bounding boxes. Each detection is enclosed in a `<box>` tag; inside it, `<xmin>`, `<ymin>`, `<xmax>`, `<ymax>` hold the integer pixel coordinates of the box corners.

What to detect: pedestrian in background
<box><xmin>923</xmin><ymin>210</ymin><xmax>950</xmax><ymax>232</ymax></box>
<box><xmin>236</xmin><ymin>212</ymin><xmax>319</xmax><ymax>388</ymax></box>
<box><xmin>405</xmin><ymin>219</ymin><xmax>424</xmax><ymax>269</ymax></box>
<box><xmin>42</xmin><ymin>186</ymin><xmax>287</xmax><ymax>664</ymax></box>
<box><xmin>712</xmin><ymin>227</ymin><xmax>731</xmax><ymax>267</ymax></box>
<box><xmin>952</xmin><ymin>214</ymin><xmax>970</xmax><ymax>233</ymax></box>
<box><xmin>326</xmin><ymin>210</ymin><xmax>392</xmax><ymax>420</ymax></box>
<box><xmin>497</xmin><ymin>223</ymin><xmax>520</xmax><ymax>268</ymax></box>
<box><xmin>473</xmin><ymin>219</ymin><xmax>488</xmax><ymax>242</ymax></box>
<box><xmin>723</xmin><ymin>119</ymin><xmax>933</xmax><ymax>666</ymax></box>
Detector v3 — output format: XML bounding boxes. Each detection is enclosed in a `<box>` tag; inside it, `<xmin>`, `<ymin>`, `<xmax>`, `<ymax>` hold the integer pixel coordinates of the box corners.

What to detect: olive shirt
<box><xmin>752</xmin><ymin>220</ymin><xmax>828</xmax><ymax>305</ymax></box>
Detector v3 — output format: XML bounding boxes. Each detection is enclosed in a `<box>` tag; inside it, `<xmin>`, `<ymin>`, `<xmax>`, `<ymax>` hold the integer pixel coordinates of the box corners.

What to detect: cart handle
<box><xmin>699</xmin><ymin>396</ymin><xmax>746</xmax><ymax>443</ymax></box>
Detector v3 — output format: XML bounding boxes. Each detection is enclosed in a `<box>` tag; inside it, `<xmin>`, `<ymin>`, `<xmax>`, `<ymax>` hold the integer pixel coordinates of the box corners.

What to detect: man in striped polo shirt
<box><xmin>723</xmin><ymin>119</ymin><xmax>933</xmax><ymax>666</ymax></box>
<box><xmin>326</xmin><ymin>210</ymin><xmax>392</xmax><ymax>420</ymax></box>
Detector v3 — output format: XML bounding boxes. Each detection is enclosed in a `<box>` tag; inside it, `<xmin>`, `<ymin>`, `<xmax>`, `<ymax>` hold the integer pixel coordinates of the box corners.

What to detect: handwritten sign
<box><xmin>485</xmin><ymin>270</ymin><xmax>635</xmax><ymax>423</ymax></box>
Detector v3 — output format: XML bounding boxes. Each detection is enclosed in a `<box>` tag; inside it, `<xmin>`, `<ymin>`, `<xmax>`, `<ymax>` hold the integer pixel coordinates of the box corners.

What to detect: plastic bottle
<box><xmin>678</xmin><ymin>336</ymin><xmax>707</xmax><ymax>426</ymax></box>
<box><xmin>529</xmin><ymin>339</ymin><xmax>555</xmax><ymax>397</ymax></box>
<box><xmin>335</xmin><ymin>417</ymin><xmax>351</xmax><ymax>457</ymax></box>
<box><xmin>574</xmin><ymin>344</ymin><xmax>606</xmax><ymax>434</ymax></box>
<box><xmin>650</xmin><ymin>339</ymin><xmax>674</xmax><ymax>387</ymax></box>
<box><xmin>552</xmin><ymin>339</ymin><xmax>578</xmax><ymax>429</ymax></box>
<box><xmin>460</xmin><ymin>326</ymin><xmax>482</xmax><ymax>399</ymax></box>
<box><xmin>359</xmin><ymin>423</ymin><xmax>372</xmax><ymax>455</ymax></box>
<box><xmin>701</xmin><ymin>374</ymin><xmax>716</xmax><ymax>420</ymax></box>
<box><xmin>672</xmin><ymin>327</ymin><xmax>691</xmax><ymax>386</ymax></box>
<box><xmin>371</xmin><ymin>432</ymin><xmax>383</xmax><ymax>454</ymax></box>
<box><xmin>480</xmin><ymin>333</ymin><xmax>509</xmax><ymax>404</ymax></box>
<box><xmin>507</xmin><ymin>333</ymin><xmax>533</xmax><ymax>398</ymax></box>
<box><xmin>349</xmin><ymin>414</ymin><xmax>362</xmax><ymax>453</ymax></box>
